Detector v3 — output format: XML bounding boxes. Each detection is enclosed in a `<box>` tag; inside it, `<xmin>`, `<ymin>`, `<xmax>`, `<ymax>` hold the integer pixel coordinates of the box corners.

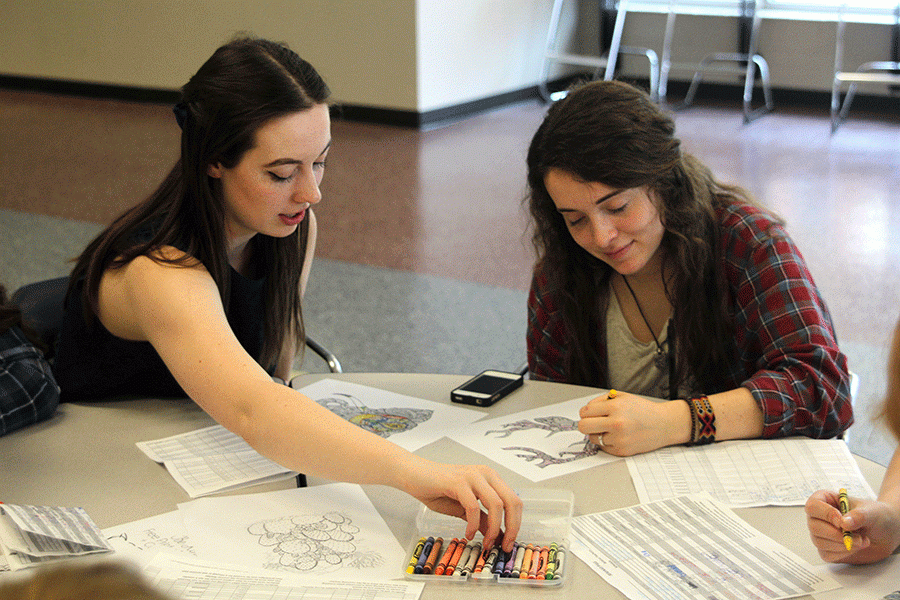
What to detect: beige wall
<box><xmin>0</xmin><ymin>0</ymin><xmax>419</xmax><ymax>110</ymax></box>
<box><xmin>415</xmin><ymin>0</ymin><xmax>554</xmax><ymax>112</ymax></box>
<box><xmin>1</xmin><ymin>1</ymin><xmax>895</xmax><ymax>114</ymax></box>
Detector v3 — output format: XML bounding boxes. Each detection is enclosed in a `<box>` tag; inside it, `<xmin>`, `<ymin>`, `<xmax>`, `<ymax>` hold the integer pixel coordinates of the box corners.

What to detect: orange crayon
<box><xmin>434</xmin><ymin>538</ymin><xmax>459</xmax><ymax>576</ymax></box>
<box><xmin>527</xmin><ymin>544</ymin><xmax>542</xmax><ymax>579</ymax></box>
<box><xmin>445</xmin><ymin>538</ymin><xmax>468</xmax><ymax>575</ymax></box>
<box><xmin>473</xmin><ymin>546</ymin><xmax>488</xmax><ymax>573</ymax></box>
<box><xmin>422</xmin><ymin>537</ymin><xmax>443</xmax><ymax>575</ymax></box>
<box><xmin>518</xmin><ymin>544</ymin><xmax>534</xmax><ymax>579</ymax></box>
<box><xmin>535</xmin><ymin>546</ymin><xmax>550</xmax><ymax>579</ymax></box>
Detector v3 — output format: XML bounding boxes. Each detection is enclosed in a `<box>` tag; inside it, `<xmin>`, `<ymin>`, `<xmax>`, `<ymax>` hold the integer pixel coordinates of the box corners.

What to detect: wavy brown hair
<box><xmin>526</xmin><ymin>80</ymin><xmax>779</xmax><ymax>395</ymax></box>
<box><xmin>71</xmin><ymin>36</ymin><xmax>331</xmax><ymax>369</ymax></box>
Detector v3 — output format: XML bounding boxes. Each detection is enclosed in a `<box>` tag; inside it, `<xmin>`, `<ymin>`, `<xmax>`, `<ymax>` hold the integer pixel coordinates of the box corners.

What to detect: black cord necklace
<box><xmin>622</xmin><ymin>275</ymin><xmax>668</xmax><ymax>371</ymax></box>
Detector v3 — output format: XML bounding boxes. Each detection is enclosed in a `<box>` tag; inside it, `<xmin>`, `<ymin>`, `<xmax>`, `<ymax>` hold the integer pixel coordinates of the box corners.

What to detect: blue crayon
<box><xmin>502</xmin><ymin>542</ymin><xmax>519</xmax><ymax>577</ymax></box>
<box><xmin>493</xmin><ymin>548</ymin><xmax>509</xmax><ymax>575</ymax></box>
<box><xmin>413</xmin><ymin>536</ymin><xmax>434</xmax><ymax>574</ymax></box>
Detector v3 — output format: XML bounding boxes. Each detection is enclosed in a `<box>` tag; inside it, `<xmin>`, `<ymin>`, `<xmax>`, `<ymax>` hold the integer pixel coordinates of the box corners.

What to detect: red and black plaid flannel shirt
<box><xmin>527</xmin><ymin>201</ymin><xmax>853</xmax><ymax>439</ymax></box>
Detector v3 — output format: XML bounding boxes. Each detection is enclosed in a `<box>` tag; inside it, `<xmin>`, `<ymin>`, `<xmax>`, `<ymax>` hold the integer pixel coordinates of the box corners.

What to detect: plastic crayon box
<box><xmin>403</xmin><ymin>488</ymin><xmax>573</xmax><ymax>587</ymax></box>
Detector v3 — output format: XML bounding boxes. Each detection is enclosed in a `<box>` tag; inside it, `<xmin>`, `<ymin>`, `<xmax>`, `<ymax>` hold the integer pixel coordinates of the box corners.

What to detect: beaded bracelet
<box><xmin>684</xmin><ymin>395</ymin><xmax>716</xmax><ymax>445</ymax></box>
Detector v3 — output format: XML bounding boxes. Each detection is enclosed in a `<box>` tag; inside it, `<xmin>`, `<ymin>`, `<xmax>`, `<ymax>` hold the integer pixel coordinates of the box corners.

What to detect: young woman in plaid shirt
<box><xmin>526</xmin><ymin>80</ymin><xmax>852</xmax><ymax>457</ymax></box>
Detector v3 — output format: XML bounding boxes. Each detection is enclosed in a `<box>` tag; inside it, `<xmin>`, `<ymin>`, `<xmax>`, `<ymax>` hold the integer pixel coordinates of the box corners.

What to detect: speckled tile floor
<box><xmin>2</xmin><ymin>89</ymin><xmax>898</xmax><ymax>465</ymax></box>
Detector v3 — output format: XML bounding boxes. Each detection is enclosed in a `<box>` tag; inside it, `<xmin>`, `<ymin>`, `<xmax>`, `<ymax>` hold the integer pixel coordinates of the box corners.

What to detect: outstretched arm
<box><xmin>97</xmin><ymin>253</ymin><xmax>522</xmax><ymax>551</ymax></box>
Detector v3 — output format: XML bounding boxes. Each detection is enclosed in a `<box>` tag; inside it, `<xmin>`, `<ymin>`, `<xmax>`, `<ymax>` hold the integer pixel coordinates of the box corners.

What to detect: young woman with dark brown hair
<box><xmin>526</xmin><ymin>79</ymin><xmax>852</xmax><ymax>457</ymax></box>
<box><xmin>53</xmin><ymin>36</ymin><xmax>521</xmax><ymax>552</ymax></box>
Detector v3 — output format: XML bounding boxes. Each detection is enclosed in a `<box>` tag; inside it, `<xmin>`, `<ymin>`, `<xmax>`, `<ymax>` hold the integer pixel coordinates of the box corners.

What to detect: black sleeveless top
<box><xmin>54</xmin><ymin>263</ymin><xmax>267</xmax><ymax>402</ymax></box>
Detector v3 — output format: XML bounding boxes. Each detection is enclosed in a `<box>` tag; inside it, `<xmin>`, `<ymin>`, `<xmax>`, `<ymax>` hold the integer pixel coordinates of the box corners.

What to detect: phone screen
<box><xmin>461</xmin><ymin>374</ymin><xmax>516</xmax><ymax>395</ymax></box>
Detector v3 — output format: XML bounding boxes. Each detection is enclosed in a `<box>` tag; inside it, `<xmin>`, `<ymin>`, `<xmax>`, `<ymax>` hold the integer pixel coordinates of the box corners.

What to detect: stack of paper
<box><xmin>104</xmin><ymin>483</ymin><xmax>407</xmax><ymax>582</ymax></box>
<box><xmin>571</xmin><ymin>493</ymin><xmax>841</xmax><ymax>600</ymax></box>
<box><xmin>0</xmin><ymin>504</ymin><xmax>112</xmax><ymax>570</ymax></box>
<box><xmin>137</xmin><ymin>425</ymin><xmax>297</xmax><ymax>497</ymax></box>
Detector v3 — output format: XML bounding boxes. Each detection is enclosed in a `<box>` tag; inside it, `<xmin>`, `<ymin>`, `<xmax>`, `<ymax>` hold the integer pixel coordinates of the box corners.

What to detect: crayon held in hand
<box><xmin>839</xmin><ymin>488</ymin><xmax>852</xmax><ymax>552</ymax></box>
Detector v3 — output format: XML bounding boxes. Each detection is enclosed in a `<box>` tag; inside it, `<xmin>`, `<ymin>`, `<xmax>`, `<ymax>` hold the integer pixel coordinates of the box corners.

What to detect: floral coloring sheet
<box><xmin>178</xmin><ymin>483</ymin><xmax>405</xmax><ymax>581</ymax></box>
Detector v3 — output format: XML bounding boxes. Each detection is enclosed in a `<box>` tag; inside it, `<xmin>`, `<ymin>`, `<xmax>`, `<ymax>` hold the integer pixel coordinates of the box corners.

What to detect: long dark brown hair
<box><xmin>526</xmin><ymin>80</ymin><xmax>778</xmax><ymax>394</ymax></box>
<box><xmin>70</xmin><ymin>36</ymin><xmax>331</xmax><ymax>368</ymax></box>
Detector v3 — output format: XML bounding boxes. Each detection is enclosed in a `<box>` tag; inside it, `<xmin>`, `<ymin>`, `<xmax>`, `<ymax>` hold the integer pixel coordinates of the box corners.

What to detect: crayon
<box><xmin>413</xmin><ymin>536</ymin><xmax>434</xmax><ymax>574</ymax></box>
<box><xmin>839</xmin><ymin>488</ymin><xmax>853</xmax><ymax>551</ymax></box>
<box><xmin>406</xmin><ymin>537</ymin><xmax>426</xmax><ymax>574</ymax></box>
<box><xmin>480</xmin><ymin>546</ymin><xmax>499</xmax><ymax>574</ymax></box>
<box><xmin>453</xmin><ymin>540</ymin><xmax>474</xmax><ymax>576</ymax></box>
<box><xmin>502</xmin><ymin>542</ymin><xmax>518</xmax><ymax>577</ymax></box>
<box><xmin>434</xmin><ymin>538</ymin><xmax>458</xmax><ymax>576</ymax></box>
<box><xmin>519</xmin><ymin>544</ymin><xmax>534</xmax><ymax>579</ymax></box>
<box><xmin>545</xmin><ymin>543</ymin><xmax>559</xmax><ymax>580</ymax></box>
<box><xmin>422</xmin><ymin>537</ymin><xmax>443</xmax><ymax>575</ymax></box>
<box><xmin>554</xmin><ymin>546</ymin><xmax>566</xmax><ymax>579</ymax></box>
<box><xmin>535</xmin><ymin>546</ymin><xmax>550</xmax><ymax>579</ymax></box>
<box><xmin>527</xmin><ymin>546</ymin><xmax>541</xmax><ymax>579</ymax></box>
<box><xmin>493</xmin><ymin>548</ymin><xmax>508</xmax><ymax>575</ymax></box>
<box><xmin>473</xmin><ymin>546</ymin><xmax>488</xmax><ymax>573</ymax></box>
<box><xmin>511</xmin><ymin>541</ymin><xmax>526</xmax><ymax>577</ymax></box>
<box><xmin>447</xmin><ymin>538</ymin><xmax>468</xmax><ymax>575</ymax></box>
<box><xmin>460</xmin><ymin>541</ymin><xmax>481</xmax><ymax>576</ymax></box>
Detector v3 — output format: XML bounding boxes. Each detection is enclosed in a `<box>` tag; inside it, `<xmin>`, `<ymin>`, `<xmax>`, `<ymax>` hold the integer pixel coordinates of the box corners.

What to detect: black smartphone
<box><xmin>451</xmin><ymin>369</ymin><xmax>524</xmax><ymax>407</ymax></box>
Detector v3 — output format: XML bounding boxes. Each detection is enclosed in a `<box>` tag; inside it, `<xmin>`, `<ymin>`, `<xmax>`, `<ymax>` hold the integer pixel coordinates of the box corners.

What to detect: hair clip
<box><xmin>172</xmin><ymin>102</ymin><xmax>189</xmax><ymax>130</ymax></box>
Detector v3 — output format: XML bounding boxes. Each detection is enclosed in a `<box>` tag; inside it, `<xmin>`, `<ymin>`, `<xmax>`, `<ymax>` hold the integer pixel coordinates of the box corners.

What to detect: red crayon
<box><xmin>434</xmin><ymin>538</ymin><xmax>459</xmax><ymax>576</ymax></box>
<box><xmin>422</xmin><ymin>537</ymin><xmax>444</xmax><ymax>575</ymax></box>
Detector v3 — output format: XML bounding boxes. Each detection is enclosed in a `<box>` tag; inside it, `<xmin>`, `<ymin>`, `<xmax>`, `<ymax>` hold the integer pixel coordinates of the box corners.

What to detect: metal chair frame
<box><xmin>539</xmin><ymin>0</ymin><xmax>660</xmax><ymax>102</ymax></box>
<box><xmin>659</xmin><ymin>0</ymin><xmax>773</xmax><ymax>123</ymax></box>
<box><xmin>831</xmin><ymin>2</ymin><xmax>900</xmax><ymax>133</ymax></box>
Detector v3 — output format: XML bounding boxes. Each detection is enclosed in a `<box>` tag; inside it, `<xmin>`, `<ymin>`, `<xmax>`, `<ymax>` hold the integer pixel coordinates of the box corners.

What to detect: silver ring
<box><xmin>597</xmin><ymin>433</ymin><xmax>605</xmax><ymax>447</ymax></box>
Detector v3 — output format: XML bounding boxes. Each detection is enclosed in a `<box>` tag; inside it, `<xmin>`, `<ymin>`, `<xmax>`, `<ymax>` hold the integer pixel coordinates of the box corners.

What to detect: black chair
<box><xmin>11</xmin><ymin>276</ymin><xmax>342</xmax><ymax>372</ymax></box>
<box><xmin>13</xmin><ymin>276</ymin><xmax>335</xmax><ymax>488</ymax></box>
